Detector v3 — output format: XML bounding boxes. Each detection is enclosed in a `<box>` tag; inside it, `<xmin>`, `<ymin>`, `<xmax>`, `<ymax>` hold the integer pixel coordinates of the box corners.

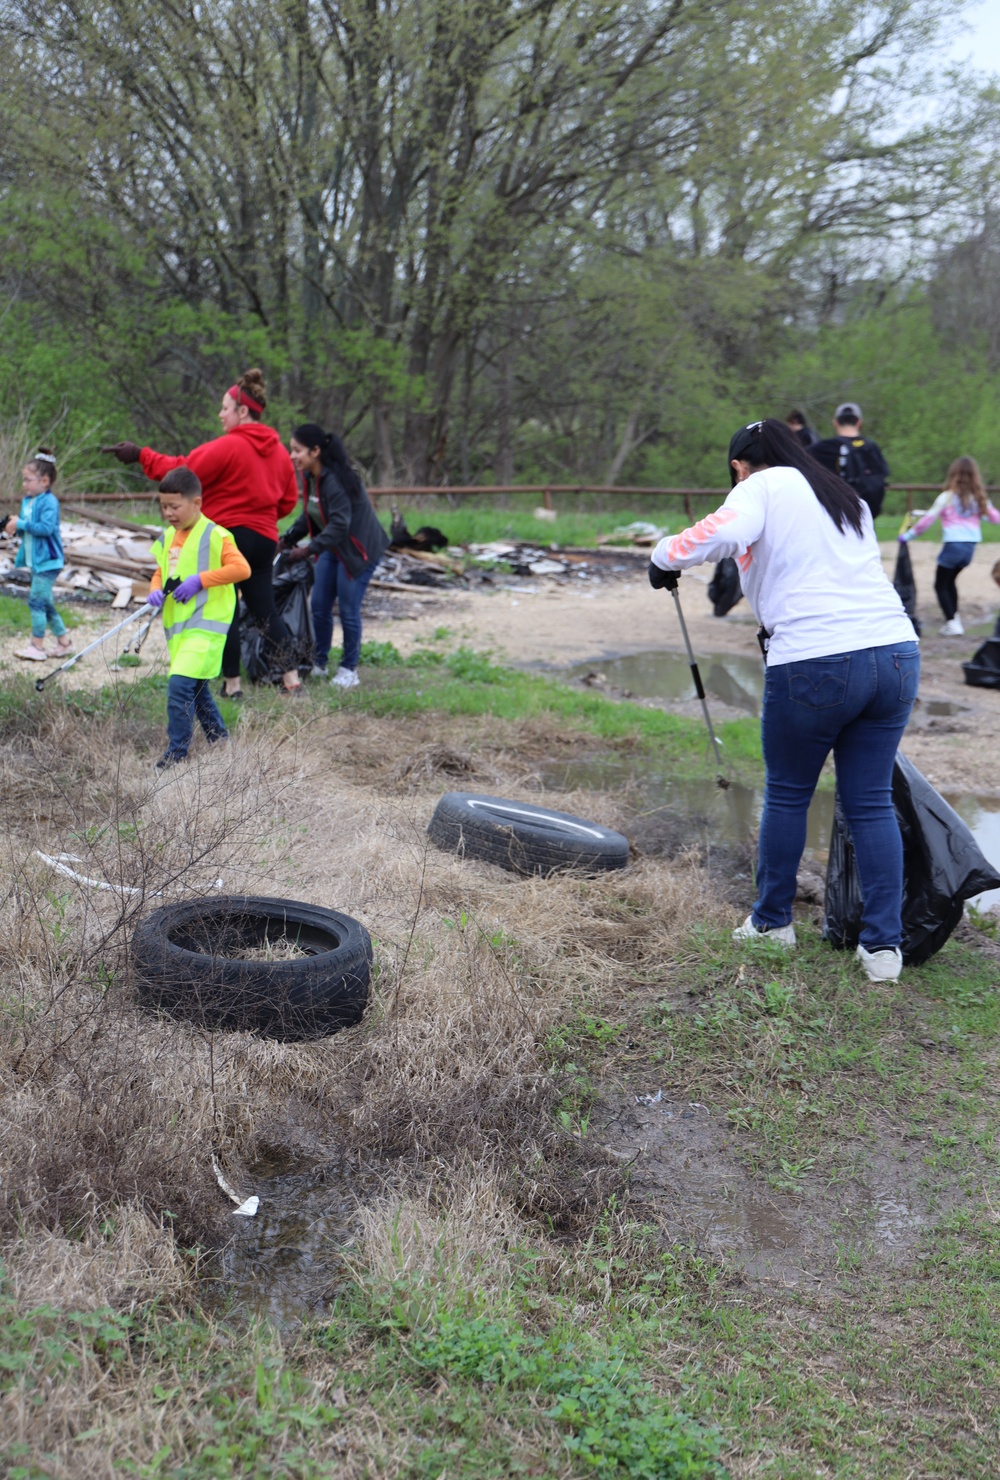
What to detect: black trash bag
<box><xmin>707</xmin><ymin>557</ymin><xmax>743</xmax><ymax>617</ymax></box>
<box><xmin>962</xmin><ymin>636</ymin><xmax>1000</xmax><ymax>690</ymax></box>
<box><xmin>892</xmin><ymin>541</ymin><xmax>921</xmax><ymax>637</ymax></box>
<box><xmin>824</xmin><ymin>752</ymin><xmax>1000</xmax><ymax>965</ymax></box>
<box><xmin>239</xmin><ymin>557</ymin><xmax>315</xmax><ymax>684</ymax></box>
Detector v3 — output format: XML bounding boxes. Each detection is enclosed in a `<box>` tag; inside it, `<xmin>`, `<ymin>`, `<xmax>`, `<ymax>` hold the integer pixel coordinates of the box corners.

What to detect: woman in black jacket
<box><xmin>285</xmin><ymin>422</ymin><xmax>390</xmax><ymax>687</ymax></box>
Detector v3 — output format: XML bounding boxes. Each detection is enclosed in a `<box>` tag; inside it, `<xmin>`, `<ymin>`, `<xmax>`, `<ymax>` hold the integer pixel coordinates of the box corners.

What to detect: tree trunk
<box><xmin>372</xmin><ymin>399</ymin><xmax>396</xmax><ymax>485</ymax></box>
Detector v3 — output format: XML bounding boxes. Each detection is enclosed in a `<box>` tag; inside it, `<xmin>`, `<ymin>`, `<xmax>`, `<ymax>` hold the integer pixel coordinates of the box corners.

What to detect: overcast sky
<box><xmin>948</xmin><ymin>0</ymin><xmax>1000</xmax><ymax>73</ymax></box>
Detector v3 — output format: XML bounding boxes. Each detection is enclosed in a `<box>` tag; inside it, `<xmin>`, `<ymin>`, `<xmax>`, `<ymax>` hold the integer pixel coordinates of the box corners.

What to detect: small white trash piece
<box><xmin>211</xmin><ymin>1152</ymin><xmax>260</xmax><ymax>1218</ymax></box>
<box><xmin>35</xmin><ymin>851</ymin><xmax>149</xmax><ymax>897</ymax></box>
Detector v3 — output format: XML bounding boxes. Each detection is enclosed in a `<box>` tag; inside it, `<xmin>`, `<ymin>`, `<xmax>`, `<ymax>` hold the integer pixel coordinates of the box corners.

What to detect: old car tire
<box><xmin>428</xmin><ymin>791</ymin><xmax>629</xmax><ymax>876</ymax></box>
<box><xmin>132</xmin><ymin>895</ymin><xmax>371</xmax><ymax>1041</ymax></box>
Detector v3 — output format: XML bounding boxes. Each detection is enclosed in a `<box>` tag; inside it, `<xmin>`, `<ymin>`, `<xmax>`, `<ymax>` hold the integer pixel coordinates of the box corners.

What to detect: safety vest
<box><xmin>151</xmin><ymin>514</ymin><xmax>236</xmax><ymax>680</ymax></box>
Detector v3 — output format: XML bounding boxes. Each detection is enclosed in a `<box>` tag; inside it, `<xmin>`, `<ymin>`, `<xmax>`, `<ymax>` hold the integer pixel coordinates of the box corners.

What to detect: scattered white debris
<box><xmin>635</xmin><ymin>1089</ymin><xmax>663</xmax><ymax>1106</ymax></box>
<box><xmin>1</xmin><ymin>512</ymin><xmax>157</xmax><ymax>605</ymax></box>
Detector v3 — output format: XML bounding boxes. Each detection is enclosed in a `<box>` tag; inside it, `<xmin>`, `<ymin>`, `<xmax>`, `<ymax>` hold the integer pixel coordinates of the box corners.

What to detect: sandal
<box><xmin>15</xmin><ymin>645</ymin><xmax>48</xmax><ymax>662</ymax></box>
<box><xmin>220</xmin><ymin>685</ymin><xmax>244</xmax><ymax>702</ymax></box>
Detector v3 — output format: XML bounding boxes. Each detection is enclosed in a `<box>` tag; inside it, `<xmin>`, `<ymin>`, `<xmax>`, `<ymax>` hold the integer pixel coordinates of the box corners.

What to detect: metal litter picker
<box><xmin>34</xmin><ymin>603</ymin><xmax>159</xmax><ymax>691</ymax></box>
<box><xmin>653</xmin><ymin>569</ymin><xmax>729</xmax><ymax>790</ymax></box>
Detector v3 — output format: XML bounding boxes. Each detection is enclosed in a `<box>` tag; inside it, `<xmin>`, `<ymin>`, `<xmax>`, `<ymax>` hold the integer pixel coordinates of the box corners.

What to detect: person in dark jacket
<box><xmin>284</xmin><ymin>422</ymin><xmax>389</xmax><ymax>687</ymax></box>
<box><xmin>810</xmin><ymin>402</ymin><xmax>890</xmax><ymax>519</ymax></box>
<box><xmin>785</xmin><ymin>409</ymin><xmax>817</xmax><ymax>448</ymax></box>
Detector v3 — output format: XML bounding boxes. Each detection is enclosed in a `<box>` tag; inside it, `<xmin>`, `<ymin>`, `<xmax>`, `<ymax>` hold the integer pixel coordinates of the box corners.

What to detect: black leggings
<box><xmin>221</xmin><ymin>526</ymin><xmax>293</xmax><ymax>680</ymax></box>
<box><xmin>934</xmin><ymin>556</ymin><xmax>972</xmax><ymax>622</ymax></box>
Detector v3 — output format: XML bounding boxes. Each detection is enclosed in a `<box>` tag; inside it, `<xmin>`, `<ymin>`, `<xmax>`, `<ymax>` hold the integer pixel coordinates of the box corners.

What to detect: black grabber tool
<box><xmin>671</xmin><ymin>582</ymin><xmax>728</xmax><ymax>788</ymax></box>
<box><xmin>648</xmin><ymin>563</ymin><xmax>728</xmax><ymax>789</ymax></box>
<box><xmin>34</xmin><ymin>603</ymin><xmax>158</xmax><ymax>692</ymax></box>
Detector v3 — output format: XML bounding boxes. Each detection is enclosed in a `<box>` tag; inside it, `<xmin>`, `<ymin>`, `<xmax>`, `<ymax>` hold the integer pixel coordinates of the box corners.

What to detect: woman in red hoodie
<box><xmin>104</xmin><ymin>368</ymin><xmax>302</xmax><ymax>696</ymax></box>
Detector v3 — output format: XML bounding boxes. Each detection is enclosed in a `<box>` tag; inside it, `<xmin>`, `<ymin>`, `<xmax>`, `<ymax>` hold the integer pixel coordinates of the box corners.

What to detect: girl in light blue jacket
<box><xmin>5</xmin><ymin>449</ymin><xmax>72</xmax><ymax>661</ymax></box>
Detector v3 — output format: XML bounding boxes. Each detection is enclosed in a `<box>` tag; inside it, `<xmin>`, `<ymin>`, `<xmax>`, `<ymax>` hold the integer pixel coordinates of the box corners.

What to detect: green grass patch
<box><xmin>0</xmin><ymin>592</ymin><xmax>81</xmax><ymax>635</ymax></box>
<box><xmin>0</xmin><ymin>641</ymin><xmax>762</xmax><ymax>782</ymax></box>
<box><xmin>642</xmin><ymin>927</ymin><xmax>1000</xmax><ymax>1183</ymax></box>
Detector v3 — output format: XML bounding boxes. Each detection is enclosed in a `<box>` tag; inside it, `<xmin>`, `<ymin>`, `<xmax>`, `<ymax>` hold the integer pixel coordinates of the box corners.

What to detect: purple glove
<box><xmin>898</xmin><ymin>533</ymin><xmax>910</xmax><ymax>544</ymax></box>
<box><xmin>145</xmin><ymin>588</ymin><xmax>166</xmax><ymax>611</ymax></box>
<box><xmin>172</xmin><ymin>575</ymin><xmax>203</xmax><ymax>603</ymax></box>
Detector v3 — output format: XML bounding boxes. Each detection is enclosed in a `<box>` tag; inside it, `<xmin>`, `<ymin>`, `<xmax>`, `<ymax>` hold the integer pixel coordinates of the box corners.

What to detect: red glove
<box><xmin>101</xmin><ymin>441</ymin><xmax>143</xmax><ymax>465</ymax></box>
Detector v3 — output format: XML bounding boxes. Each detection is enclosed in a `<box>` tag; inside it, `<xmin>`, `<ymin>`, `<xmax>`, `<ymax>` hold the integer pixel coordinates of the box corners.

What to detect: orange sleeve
<box><xmin>150</xmin><ymin>525</ymin><xmax>188</xmax><ymax>589</ymax></box>
<box><xmin>200</xmin><ymin>536</ymin><xmax>251</xmax><ymax>588</ymax></box>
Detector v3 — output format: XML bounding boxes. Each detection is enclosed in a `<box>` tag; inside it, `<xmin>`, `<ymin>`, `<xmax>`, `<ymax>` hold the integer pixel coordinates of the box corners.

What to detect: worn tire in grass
<box><xmin>132</xmin><ymin>895</ymin><xmax>371</xmax><ymax>1041</ymax></box>
<box><xmin>428</xmin><ymin>791</ymin><xmax>629</xmax><ymax>876</ymax></box>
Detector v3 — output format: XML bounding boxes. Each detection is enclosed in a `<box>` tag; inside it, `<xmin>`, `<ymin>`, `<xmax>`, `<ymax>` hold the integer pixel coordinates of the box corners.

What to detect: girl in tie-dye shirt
<box><xmin>900</xmin><ymin>456</ymin><xmax>999</xmax><ymax>636</ymax></box>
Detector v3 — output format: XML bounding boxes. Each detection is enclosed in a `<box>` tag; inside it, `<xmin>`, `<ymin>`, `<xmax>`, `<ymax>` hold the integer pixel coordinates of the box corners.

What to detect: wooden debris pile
<box><xmin>0</xmin><ymin>505</ymin><xmax>158</xmax><ymax>607</ymax></box>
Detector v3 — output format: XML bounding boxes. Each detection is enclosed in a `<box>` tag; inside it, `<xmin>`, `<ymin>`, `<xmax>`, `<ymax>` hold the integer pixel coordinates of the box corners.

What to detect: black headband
<box><xmin>728</xmin><ymin>421</ymin><xmax>763</xmax><ymax>465</ymax></box>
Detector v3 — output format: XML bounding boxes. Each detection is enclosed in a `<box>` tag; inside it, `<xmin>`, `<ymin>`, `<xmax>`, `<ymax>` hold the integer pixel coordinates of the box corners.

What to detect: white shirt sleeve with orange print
<box><xmin>649</xmin><ymin>483</ymin><xmax>765</xmax><ymax>574</ymax></box>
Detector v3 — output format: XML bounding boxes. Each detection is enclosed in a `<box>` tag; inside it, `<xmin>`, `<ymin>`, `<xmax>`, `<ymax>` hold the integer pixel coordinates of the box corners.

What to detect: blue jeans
<box><xmin>165</xmin><ymin>675</ymin><xmax>228</xmax><ymax>758</ymax></box>
<box><xmin>755</xmin><ymin>642</ymin><xmax>920</xmax><ymax>950</ymax></box>
<box><xmin>28</xmin><ymin>571</ymin><xmax>67</xmax><ymax>641</ymax></box>
<box><xmin>312</xmin><ymin>553</ymin><xmax>377</xmax><ymax>670</ymax></box>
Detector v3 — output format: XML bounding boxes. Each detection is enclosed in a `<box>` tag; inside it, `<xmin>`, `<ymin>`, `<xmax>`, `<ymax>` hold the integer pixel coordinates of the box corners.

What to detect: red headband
<box><xmin>228</xmin><ymin>384</ymin><xmax>264</xmax><ymax>415</ymax></box>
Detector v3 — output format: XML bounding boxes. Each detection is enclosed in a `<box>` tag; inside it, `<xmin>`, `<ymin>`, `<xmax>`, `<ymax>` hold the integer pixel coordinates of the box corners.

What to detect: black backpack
<box><xmin>837</xmin><ymin>438</ymin><xmax>887</xmax><ymax>514</ymax></box>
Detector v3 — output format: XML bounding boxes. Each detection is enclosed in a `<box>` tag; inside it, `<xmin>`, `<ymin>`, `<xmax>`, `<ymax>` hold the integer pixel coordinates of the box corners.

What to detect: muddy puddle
<box><xmin>568</xmin><ymin>648</ymin><xmax>973</xmax><ymax>727</ymax></box>
<box><xmin>549</xmin><ymin>652</ymin><xmax>1000</xmax><ymax>903</ymax></box>
<box><xmin>214</xmin><ymin>1155</ymin><xmax>362</xmax><ymax>1323</ymax></box>
<box><xmin>601</xmin><ymin>1097</ymin><xmax>926</xmax><ymax>1286</ymax></box>
<box><xmin>541</xmin><ymin>753</ymin><xmax>836</xmax><ymax>858</ymax></box>
<box><xmin>568</xmin><ymin>651</ymin><xmax>765</xmax><ymax>715</ymax></box>
<box><xmin>547</xmin><ymin>751</ymin><xmax>1000</xmax><ymax>908</ymax></box>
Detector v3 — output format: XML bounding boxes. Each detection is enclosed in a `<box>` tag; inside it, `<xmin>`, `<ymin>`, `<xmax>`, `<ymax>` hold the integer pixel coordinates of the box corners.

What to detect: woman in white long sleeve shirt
<box><xmin>649</xmin><ymin>418</ymin><xmax>919</xmax><ymax>983</ymax></box>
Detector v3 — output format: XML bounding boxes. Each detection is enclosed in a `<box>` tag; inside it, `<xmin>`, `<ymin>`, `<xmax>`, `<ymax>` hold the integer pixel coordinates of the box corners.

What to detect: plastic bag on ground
<box><xmin>707</xmin><ymin>558</ymin><xmax>743</xmax><ymax>616</ymax></box>
<box><xmin>240</xmin><ymin>558</ymin><xmax>315</xmax><ymax>684</ymax></box>
<box><xmin>824</xmin><ymin>752</ymin><xmax>1000</xmax><ymax>965</ymax></box>
<box><xmin>962</xmin><ymin>636</ymin><xmax>1000</xmax><ymax>690</ymax></box>
<box><xmin>892</xmin><ymin>542</ymin><xmax>921</xmax><ymax>637</ymax></box>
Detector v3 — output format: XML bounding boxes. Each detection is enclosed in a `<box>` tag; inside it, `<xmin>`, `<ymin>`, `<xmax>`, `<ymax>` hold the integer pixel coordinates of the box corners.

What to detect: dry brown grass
<box><xmin>0</xmin><ymin>692</ymin><xmax>719</xmax><ymax>1310</ymax></box>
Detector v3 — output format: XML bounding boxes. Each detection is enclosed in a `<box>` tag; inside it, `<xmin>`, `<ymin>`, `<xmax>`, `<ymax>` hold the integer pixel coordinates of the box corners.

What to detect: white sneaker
<box><xmin>856</xmin><ymin>944</ymin><xmax>902</xmax><ymax>982</ymax></box>
<box><xmin>310</xmin><ymin>664</ymin><xmax>329</xmax><ymax>678</ymax></box>
<box><xmin>732</xmin><ymin>914</ymin><xmax>796</xmax><ymax>947</ymax></box>
<box><xmin>330</xmin><ymin>666</ymin><xmax>360</xmax><ymax>689</ymax></box>
<box><xmin>939</xmin><ymin>617</ymin><xmax>964</xmax><ymax>636</ymax></box>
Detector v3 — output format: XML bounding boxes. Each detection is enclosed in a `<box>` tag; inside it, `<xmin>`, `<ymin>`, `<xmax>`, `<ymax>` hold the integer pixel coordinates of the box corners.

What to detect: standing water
<box><xmin>558</xmin><ymin>651</ymin><xmax>1000</xmax><ymax>897</ymax></box>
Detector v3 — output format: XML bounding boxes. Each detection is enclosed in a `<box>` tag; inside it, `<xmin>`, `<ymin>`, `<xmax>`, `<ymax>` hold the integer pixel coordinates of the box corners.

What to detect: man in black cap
<box><xmin>810</xmin><ymin>402</ymin><xmax>890</xmax><ymax>519</ymax></box>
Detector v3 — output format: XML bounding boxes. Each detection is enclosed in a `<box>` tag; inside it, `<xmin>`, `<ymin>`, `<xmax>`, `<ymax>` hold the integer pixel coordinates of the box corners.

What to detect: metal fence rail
<box><xmin>75</xmin><ymin>482</ymin><xmax>999</xmax><ymax>519</ymax></box>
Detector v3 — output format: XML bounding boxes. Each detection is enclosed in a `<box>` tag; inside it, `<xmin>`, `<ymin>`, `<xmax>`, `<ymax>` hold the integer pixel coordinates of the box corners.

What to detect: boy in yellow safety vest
<box><xmin>146</xmin><ymin>468</ymin><xmax>251</xmax><ymax>770</ymax></box>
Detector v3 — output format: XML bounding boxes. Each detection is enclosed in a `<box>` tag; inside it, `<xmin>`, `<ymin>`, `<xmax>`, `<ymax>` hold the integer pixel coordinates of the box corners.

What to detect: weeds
<box><xmin>3</xmin><ymin>655</ymin><xmax>1000</xmax><ymax>1476</ymax></box>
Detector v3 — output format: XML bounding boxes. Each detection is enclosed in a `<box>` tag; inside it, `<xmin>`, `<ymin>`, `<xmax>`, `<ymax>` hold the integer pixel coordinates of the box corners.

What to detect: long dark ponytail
<box><xmin>293</xmin><ymin>422</ymin><xmax>367</xmax><ymax>503</ymax></box>
<box><xmin>728</xmin><ymin>417</ymin><xmax>865</xmax><ymax>535</ymax></box>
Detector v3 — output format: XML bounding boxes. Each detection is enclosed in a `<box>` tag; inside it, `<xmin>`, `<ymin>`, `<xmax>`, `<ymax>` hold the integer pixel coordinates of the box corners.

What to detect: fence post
<box><xmin>543</xmin><ymin>487</ymin><xmax>554</xmax><ymax>512</ymax></box>
<box><xmin>683</xmin><ymin>493</ymin><xmax>693</xmax><ymax>521</ymax></box>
